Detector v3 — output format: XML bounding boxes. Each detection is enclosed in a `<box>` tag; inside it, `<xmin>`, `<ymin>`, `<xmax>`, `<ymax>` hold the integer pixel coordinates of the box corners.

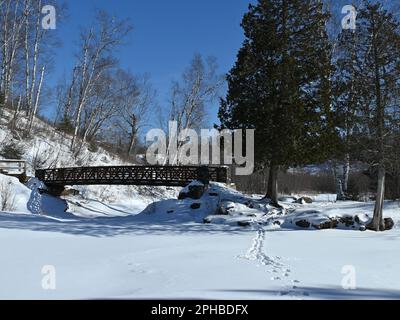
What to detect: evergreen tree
<box><xmin>332</xmin><ymin>26</ymin><xmax>368</xmax><ymax>199</ymax></box>
<box><xmin>219</xmin><ymin>0</ymin><xmax>335</xmax><ymax>205</ymax></box>
<box><xmin>57</xmin><ymin>112</ymin><xmax>74</xmax><ymax>135</ymax></box>
<box><xmin>335</xmin><ymin>2</ymin><xmax>400</xmax><ymax>231</ymax></box>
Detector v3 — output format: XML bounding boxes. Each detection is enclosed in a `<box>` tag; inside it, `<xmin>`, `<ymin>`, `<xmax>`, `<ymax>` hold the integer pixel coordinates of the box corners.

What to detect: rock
<box><xmin>303</xmin><ymin>197</ymin><xmax>313</xmax><ymax>204</ymax></box>
<box><xmin>355</xmin><ymin>213</ymin><xmax>370</xmax><ymax>224</ymax></box>
<box><xmin>245</xmin><ymin>214</ymin><xmax>257</xmax><ymax>218</ymax></box>
<box><xmin>203</xmin><ymin>217</ymin><xmax>212</xmax><ymax>224</ymax></box>
<box><xmin>359</xmin><ymin>225</ymin><xmax>367</xmax><ymax>232</ymax></box>
<box><xmin>295</xmin><ymin>197</ymin><xmax>313</xmax><ymax>204</ymax></box>
<box><xmin>339</xmin><ymin>216</ymin><xmax>355</xmax><ymax>227</ymax></box>
<box><xmin>237</xmin><ymin>221</ymin><xmax>251</xmax><ymax>227</ymax></box>
<box><xmin>384</xmin><ymin>218</ymin><xmax>394</xmax><ymax>231</ymax></box>
<box><xmin>178</xmin><ymin>192</ymin><xmax>188</xmax><ymax>200</ymax></box>
<box><xmin>218</xmin><ymin>201</ymin><xmax>235</xmax><ymax>215</ymax></box>
<box><xmin>366</xmin><ymin>218</ymin><xmax>395</xmax><ymax>231</ymax></box>
<box><xmin>313</xmin><ymin>219</ymin><xmax>338</xmax><ymax>230</ymax></box>
<box><xmin>244</xmin><ymin>201</ymin><xmax>255</xmax><ymax>209</ymax></box>
<box><xmin>301</xmin><ymin>210</ymin><xmax>320</xmax><ymax>215</ymax></box>
<box><xmin>216</xmin><ymin>208</ymin><xmax>229</xmax><ymax>215</ymax></box>
<box><xmin>279</xmin><ymin>196</ymin><xmax>297</xmax><ymax>203</ymax></box>
<box><xmin>208</xmin><ymin>192</ymin><xmax>219</xmax><ymax>197</ymax></box>
<box><xmin>190</xmin><ymin>203</ymin><xmax>201</xmax><ymax>210</ymax></box>
<box><xmin>189</xmin><ymin>185</ymin><xmax>207</xmax><ymax>199</ymax></box>
<box><xmin>294</xmin><ymin>198</ymin><xmax>302</xmax><ymax>204</ymax></box>
<box><xmin>18</xmin><ymin>173</ymin><xmax>29</xmax><ymax>184</ymax></box>
<box><xmin>178</xmin><ymin>181</ymin><xmax>207</xmax><ymax>200</ymax></box>
<box><xmin>295</xmin><ymin>220</ymin><xmax>311</xmax><ymax>228</ymax></box>
<box><xmin>60</xmin><ymin>188</ymin><xmax>80</xmax><ymax>197</ymax></box>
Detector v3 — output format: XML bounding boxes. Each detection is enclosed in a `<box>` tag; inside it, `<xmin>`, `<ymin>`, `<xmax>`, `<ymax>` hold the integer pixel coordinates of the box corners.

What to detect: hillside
<box><xmin>0</xmin><ymin>108</ymin><xmax>178</xmax><ymax>217</ymax></box>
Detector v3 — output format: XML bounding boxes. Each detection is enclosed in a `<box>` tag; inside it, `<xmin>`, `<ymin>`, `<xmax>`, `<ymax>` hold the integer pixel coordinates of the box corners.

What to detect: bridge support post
<box><xmin>45</xmin><ymin>185</ymin><xmax>67</xmax><ymax>197</ymax></box>
<box><xmin>197</xmin><ymin>166</ymin><xmax>210</xmax><ymax>186</ymax></box>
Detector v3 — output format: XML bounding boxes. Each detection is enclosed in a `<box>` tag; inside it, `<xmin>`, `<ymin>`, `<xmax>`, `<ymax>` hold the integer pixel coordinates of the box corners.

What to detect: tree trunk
<box><xmin>127</xmin><ymin>131</ymin><xmax>136</xmax><ymax>157</ymax></box>
<box><xmin>24</xmin><ymin>0</ymin><xmax>30</xmax><ymax>114</ymax></box>
<box><xmin>28</xmin><ymin>0</ymin><xmax>42</xmax><ymax>117</ymax></box>
<box><xmin>370</xmin><ymin>13</ymin><xmax>385</xmax><ymax>232</ymax></box>
<box><xmin>71</xmin><ymin>31</ymin><xmax>95</xmax><ymax>151</ymax></box>
<box><xmin>342</xmin><ymin>153</ymin><xmax>350</xmax><ymax>196</ymax></box>
<box><xmin>1</xmin><ymin>0</ymin><xmax>10</xmax><ymax>104</ymax></box>
<box><xmin>27</xmin><ymin>65</ymin><xmax>44</xmax><ymax>134</ymax></box>
<box><xmin>10</xmin><ymin>95</ymin><xmax>22</xmax><ymax>130</ymax></box>
<box><xmin>266</xmin><ymin>165</ymin><xmax>279</xmax><ymax>206</ymax></box>
<box><xmin>266</xmin><ymin>166</ymin><xmax>273</xmax><ymax>199</ymax></box>
<box><xmin>4</xmin><ymin>0</ymin><xmax>22</xmax><ymax>105</ymax></box>
<box><xmin>371</xmin><ymin>166</ymin><xmax>385</xmax><ymax>231</ymax></box>
<box><xmin>332</xmin><ymin>161</ymin><xmax>344</xmax><ymax>200</ymax></box>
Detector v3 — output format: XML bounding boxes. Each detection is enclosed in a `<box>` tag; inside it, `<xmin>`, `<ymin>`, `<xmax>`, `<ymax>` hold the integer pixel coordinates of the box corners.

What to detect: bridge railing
<box><xmin>0</xmin><ymin>159</ymin><xmax>27</xmax><ymax>175</ymax></box>
<box><xmin>35</xmin><ymin>165</ymin><xmax>229</xmax><ymax>187</ymax></box>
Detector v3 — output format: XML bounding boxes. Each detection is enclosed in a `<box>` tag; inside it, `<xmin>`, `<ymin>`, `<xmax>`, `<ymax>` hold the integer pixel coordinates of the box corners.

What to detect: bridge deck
<box><xmin>35</xmin><ymin>166</ymin><xmax>229</xmax><ymax>187</ymax></box>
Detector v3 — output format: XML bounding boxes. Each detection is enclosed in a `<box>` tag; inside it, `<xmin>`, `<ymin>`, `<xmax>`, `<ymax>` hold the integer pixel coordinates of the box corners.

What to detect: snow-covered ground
<box><xmin>1</xmin><ymin>222</ymin><xmax>397</xmax><ymax>300</ymax></box>
<box><xmin>1</xmin><ymin>174</ymin><xmax>400</xmax><ymax>300</ymax></box>
<box><xmin>1</xmin><ymin>110</ymin><xmax>400</xmax><ymax>300</ymax></box>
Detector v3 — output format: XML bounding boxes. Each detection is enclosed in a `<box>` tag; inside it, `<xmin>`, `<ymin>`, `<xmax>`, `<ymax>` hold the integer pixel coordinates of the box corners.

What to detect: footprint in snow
<box><xmin>240</xmin><ymin>223</ymin><xmax>310</xmax><ymax>298</ymax></box>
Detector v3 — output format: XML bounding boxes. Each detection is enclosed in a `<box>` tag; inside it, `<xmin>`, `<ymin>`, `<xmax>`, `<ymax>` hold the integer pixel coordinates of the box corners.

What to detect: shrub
<box><xmin>0</xmin><ymin>141</ymin><xmax>24</xmax><ymax>159</ymax></box>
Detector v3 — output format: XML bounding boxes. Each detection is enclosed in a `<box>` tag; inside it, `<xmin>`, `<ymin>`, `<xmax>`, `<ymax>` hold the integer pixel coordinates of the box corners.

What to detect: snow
<box><xmin>1</xmin><ymin>175</ymin><xmax>400</xmax><ymax>299</ymax></box>
<box><xmin>313</xmin><ymin>194</ymin><xmax>338</xmax><ymax>202</ymax></box>
<box><xmin>1</xmin><ymin>206</ymin><xmax>400</xmax><ymax>300</ymax></box>
<box><xmin>1</xmin><ymin>110</ymin><xmax>400</xmax><ymax>300</ymax></box>
<box><xmin>0</xmin><ymin>174</ymin><xmax>31</xmax><ymax>213</ymax></box>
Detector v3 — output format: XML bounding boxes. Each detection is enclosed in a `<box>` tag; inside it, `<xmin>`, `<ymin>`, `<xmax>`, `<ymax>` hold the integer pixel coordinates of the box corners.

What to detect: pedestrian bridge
<box><xmin>0</xmin><ymin>159</ymin><xmax>26</xmax><ymax>175</ymax></box>
<box><xmin>35</xmin><ymin>165</ymin><xmax>229</xmax><ymax>187</ymax></box>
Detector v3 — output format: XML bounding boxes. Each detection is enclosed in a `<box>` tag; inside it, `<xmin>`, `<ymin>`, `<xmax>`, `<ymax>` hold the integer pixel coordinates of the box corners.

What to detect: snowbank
<box><xmin>0</xmin><ymin>174</ymin><xmax>31</xmax><ymax>213</ymax></box>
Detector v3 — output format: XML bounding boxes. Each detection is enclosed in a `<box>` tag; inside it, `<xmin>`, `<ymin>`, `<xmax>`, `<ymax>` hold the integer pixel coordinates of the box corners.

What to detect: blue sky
<box><xmin>49</xmin><ymin>0</ymin><xmax>255</xmax><ymax>126</ymax></box>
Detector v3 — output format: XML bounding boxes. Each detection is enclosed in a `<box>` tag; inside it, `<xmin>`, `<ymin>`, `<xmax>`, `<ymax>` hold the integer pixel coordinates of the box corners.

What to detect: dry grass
<box><xmin>0</xmin><ymin>180</ymin><xmax>16</xmax><ymax>211</ymax></box>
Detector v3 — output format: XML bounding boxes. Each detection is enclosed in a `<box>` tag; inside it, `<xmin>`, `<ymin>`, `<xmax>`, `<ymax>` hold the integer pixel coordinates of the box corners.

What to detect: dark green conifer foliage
<box><xmin>219</xmin><ymin>0</ymin><xmax>335</xmax><ymax>204</ymax></box>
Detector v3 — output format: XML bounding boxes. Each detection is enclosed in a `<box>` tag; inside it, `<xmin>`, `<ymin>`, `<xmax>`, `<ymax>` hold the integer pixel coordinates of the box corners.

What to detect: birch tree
<box><xmin>164</xmin><ymin>54</ymin><xmax>224</xmax><ymax>164</ymax></box>
<box><xmin>69</xmin><ymin>11</ymin><xmax>132</xmax><ymax>151</ymax></box>
<box><xmin>115</xmin><ymin>71</ymin><xmax>153</xmax><ymax>157</ymax></box>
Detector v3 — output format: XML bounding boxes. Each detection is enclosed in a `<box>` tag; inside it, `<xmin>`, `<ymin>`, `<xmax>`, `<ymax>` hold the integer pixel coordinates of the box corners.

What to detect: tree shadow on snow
<box><xmin>0</xmin><ymin>212</ymin><xmax>249</xmax><ymax>237</ymax></box>
<box><xmin>66</xmin><ymin>198</ymin><xmax>137</xmax><ymax>216</ymax></box>
<box><xmin>214</xmin><ymin>286</ymin><xmax>400</xmax><ymax>300</ymax></box>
